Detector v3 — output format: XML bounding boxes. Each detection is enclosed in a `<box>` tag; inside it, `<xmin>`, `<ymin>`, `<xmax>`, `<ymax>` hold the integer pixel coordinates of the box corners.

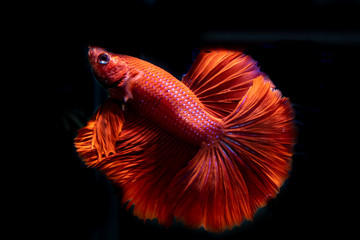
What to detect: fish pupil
<box><xmin>98</xmin><ymin>53</ymin><xmax>110</xmax><ymax>64</ymax></box>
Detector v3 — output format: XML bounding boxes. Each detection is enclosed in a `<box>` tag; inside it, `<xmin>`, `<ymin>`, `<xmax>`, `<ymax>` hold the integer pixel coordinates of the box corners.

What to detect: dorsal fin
<box><xmin>182</xmin><ymin>50</ymin><xmax>274</xmax><ymax>118</ymax></box>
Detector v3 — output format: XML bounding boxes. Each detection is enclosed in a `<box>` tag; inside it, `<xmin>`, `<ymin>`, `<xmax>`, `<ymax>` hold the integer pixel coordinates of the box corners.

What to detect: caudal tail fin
<box><xmin>168</xmin><ymin>77</ymin><xmax>296</xmax><ymax>232</ymax></box>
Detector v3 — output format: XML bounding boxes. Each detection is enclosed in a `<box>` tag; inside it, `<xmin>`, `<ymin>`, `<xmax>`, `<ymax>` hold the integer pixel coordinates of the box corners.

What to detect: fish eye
<box><xmin>98</xmin><ymin>53</ymin><xmax>110</xmax><ymax>64</ymax></box>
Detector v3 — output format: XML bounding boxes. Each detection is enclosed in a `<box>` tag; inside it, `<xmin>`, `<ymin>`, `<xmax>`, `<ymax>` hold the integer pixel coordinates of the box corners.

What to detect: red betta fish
<box><xmin>75</xmin><ymin>47</ymin><xmax>296</xmax><ymax>232</ymax></box>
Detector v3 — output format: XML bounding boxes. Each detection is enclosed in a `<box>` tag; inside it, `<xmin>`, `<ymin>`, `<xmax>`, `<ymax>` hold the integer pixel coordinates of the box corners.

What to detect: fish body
<box><xmin>122</xmin><ymin>57</ymin><xmax>223</xmax><ymax>146</ymax></box>
<box><xmin>90</xmin><ymin>48</ymin><xmax>223</xmax><ymax>146</ymax></box>
<box><xmin>76</xmin><ymin>47</ymin><xmax>296</xmax><ymax>232</ymax></box>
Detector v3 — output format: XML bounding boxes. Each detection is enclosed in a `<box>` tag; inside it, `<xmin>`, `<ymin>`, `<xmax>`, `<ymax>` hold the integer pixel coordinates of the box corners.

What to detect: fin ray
<box><xmin>168</xmin><ymin>77</ymin><xmax>296</xmax><ymax>232</ymax></box>
<box><xmin>90</xmin><ymin>108</ymin><xmax>199</xmax><ymax>226</ymax></box>
<box><xmin>75</xmin><ymin>99</ymin><xmax>125</xmax><ymax>166</ymax></box>
<box><xmin>183</xmin><ymin>50</ymin><xmax>268</xmax><ymax>118</ymax></box>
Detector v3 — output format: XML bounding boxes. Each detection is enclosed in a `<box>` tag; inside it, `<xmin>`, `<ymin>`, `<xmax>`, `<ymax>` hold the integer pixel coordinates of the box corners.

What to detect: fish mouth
<box><xmin>103</xmin><ymin>76</ymin><xmax>126</xmax><ymax>89</ymax></box>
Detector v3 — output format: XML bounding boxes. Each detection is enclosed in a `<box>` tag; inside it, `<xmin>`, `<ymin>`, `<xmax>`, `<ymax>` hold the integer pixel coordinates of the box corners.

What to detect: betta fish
<box><xmin>75</xmin><ymin>46</ymin><xmax>296</xmax><ymax>232</ymax></box>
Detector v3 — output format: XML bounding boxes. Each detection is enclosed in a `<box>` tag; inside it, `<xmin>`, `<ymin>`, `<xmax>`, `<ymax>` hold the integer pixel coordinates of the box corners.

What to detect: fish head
<box><xmin>88</xmin><ymin>46</ymin><xmax>129</xmax><ymax>88</ymax></box>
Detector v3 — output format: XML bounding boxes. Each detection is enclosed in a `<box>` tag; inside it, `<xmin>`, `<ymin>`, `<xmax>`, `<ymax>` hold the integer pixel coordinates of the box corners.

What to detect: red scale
<box><xmin>128</xmin><ymin>60</ymin><xmax>223</xmax><ymax>146</ymax></box>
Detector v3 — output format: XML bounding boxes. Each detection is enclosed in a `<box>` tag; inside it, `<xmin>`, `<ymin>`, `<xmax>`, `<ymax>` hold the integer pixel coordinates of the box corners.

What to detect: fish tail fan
<box><xmin>168</xmin><ymin>77</ymin><xmax>296</xmax><ymax>232</ymax></box>
<box><xmin>222</xmin><ymin>76</ymin><xmax>296</xmax><ymax>211</ymax></box>
<box><xmin>183</xmin><ymin>49</ymin><xmax>275</xmax><ymax>119</ymax></box>
<box><xmin>75</xmin><ymin>99</ymin><xmax>125</xmax><ymax>167</ymax></box>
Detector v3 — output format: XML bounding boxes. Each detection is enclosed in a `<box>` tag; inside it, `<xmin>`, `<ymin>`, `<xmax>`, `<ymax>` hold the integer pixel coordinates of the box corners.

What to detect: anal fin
<box><xmin>91</xmin><ymin>108</ymin><xmax>199</xmax><ymax>226</ymax></box>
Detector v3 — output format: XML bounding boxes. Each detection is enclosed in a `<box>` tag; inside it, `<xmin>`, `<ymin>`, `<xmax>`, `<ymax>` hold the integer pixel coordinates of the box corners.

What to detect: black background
<box><xmin>40</xmin><ymin>0</ymin><xmax>358</xmax><ymax>239</ymax></box>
